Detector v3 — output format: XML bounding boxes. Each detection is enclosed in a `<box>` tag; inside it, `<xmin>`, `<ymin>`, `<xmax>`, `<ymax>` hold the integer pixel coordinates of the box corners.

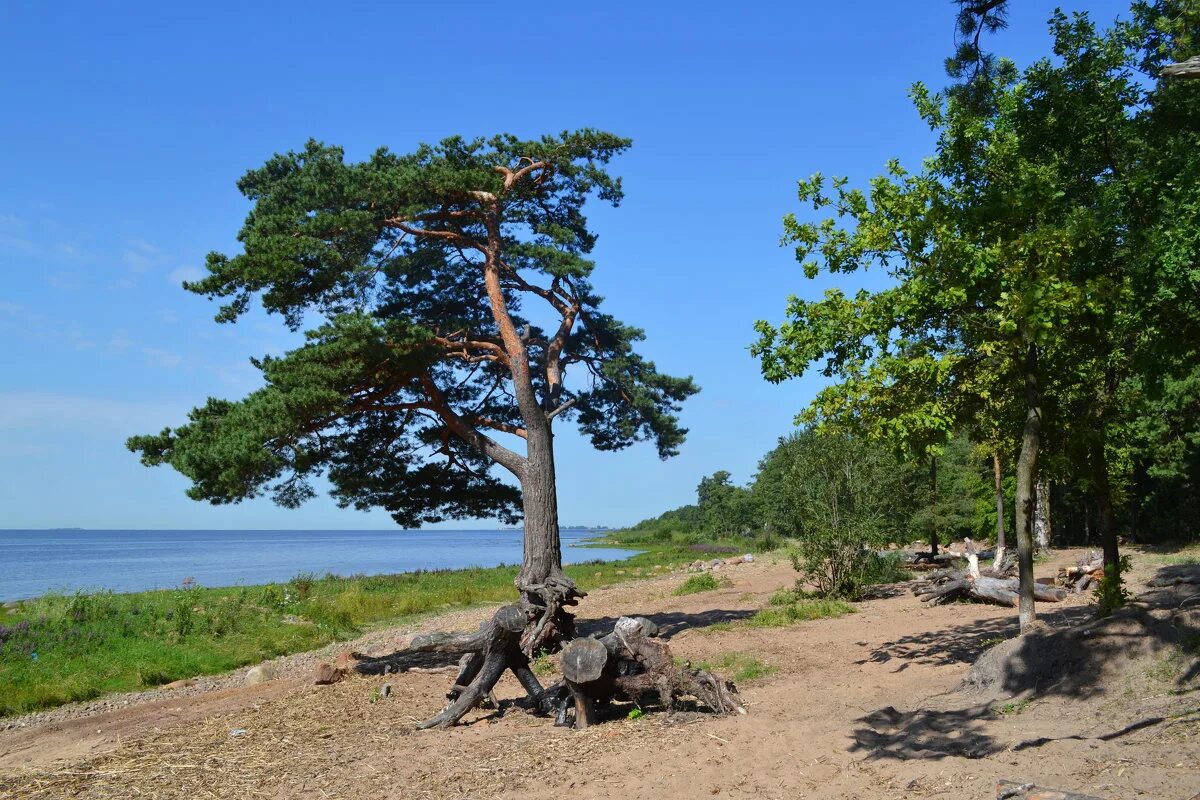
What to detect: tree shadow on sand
<box><xmin>848</xmin><ymin>562</ymin><xmax>1200</xmax><ymax>761</ymax></box>
<box><xmin>963</xmin><ymin>562</ymin><xmax>1200</xmax><ymax>700</ymax></box>
<box><xmin>860</xmin><ymin>605</ymin><xmax>1094</xmax><ymax>670</ymax></box>
<box><xmin>578</xmin><ymin>608</ymin><xmax>756</xmax><ymax>639</ymax></box>
<box><xmin>849</xmin><ymin>704</ymin><xmax>999</xmax><ymax>760</ymax></box>
<box><xmin>352</xmin><ymin>609</ymin><xmax>757</xmax><ymax>675</ymax></box>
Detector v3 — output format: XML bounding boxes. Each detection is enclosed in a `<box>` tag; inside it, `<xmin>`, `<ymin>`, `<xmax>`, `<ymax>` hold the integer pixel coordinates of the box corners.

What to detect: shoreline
<box><xmin>0</xmin><ymin>540</ymin><xmax>682</xmax><ymax>718</ymax></box>
<box><xmin>0</xmin><ymin>527</ymin><xmax>633</xmax><ymax>604</ymax></box>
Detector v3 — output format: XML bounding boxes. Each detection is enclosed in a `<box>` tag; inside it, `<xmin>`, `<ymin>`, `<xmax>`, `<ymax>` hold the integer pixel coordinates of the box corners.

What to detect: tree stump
<box><xmin>550</xmin><ymin>616</ymin><xmax>744</xmax><ymax>729</ymax></box>
<box><xmin>403</xmin><ymin>577</ymin><xmax>585</xmax><ymax>730</ymax></box>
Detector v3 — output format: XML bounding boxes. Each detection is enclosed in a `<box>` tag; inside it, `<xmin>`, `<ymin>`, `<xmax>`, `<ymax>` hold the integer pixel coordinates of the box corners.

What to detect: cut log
<box><xmin>996</xmin><ymin>779</ymin><xmax>1106</xmax><ymax>799</ymax></box>
<box><xmin>550</xmin><ymin>616</ymin><xmax>744</xmax><ymax>729</ymax></box>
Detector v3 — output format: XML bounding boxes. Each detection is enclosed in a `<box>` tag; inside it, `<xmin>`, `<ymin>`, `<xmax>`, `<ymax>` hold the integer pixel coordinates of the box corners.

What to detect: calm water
<box><xmin>0</xmin><ymin>529</ymin><xmax>635</xmax><ymax>601</ymax></box>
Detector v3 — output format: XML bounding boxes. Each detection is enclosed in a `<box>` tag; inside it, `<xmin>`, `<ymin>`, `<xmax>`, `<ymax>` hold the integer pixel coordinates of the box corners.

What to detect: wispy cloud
<box><xmin>142</xmin><ymin>347</ymin><xmax>182</xmax><ymax>369</ymax></box>
<box><xmin>0</xmin><ymin>392</ymin><xmax>185</xmax><ymax>433</ymax></box>
<box><xmin>122</xmin><ymin>239</ymin><xmax>168</xmax><ymax>273</ymax></box>
<box><xmin>167</xmin><ymin>265</ymin><xmax>204</xmax><ymax>286</ymax></box>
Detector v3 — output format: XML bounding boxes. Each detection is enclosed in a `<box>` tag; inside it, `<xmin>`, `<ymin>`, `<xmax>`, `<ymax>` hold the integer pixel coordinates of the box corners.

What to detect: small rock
<box><xmin>313</xmin><ymin>662</ymin><xmax>342</xmax><ymax>685</ymax></box>
<box><xmin>615</xmin><ymin>569</ymin><xmax>625</xmax><ymax>575</ymax></box>
<box><xmin>709</xmin><ymin>559</ymin><xmax>723</xmax><ymax>568</ymax></box>
<box><xmin>725</xmin><ymin>557</ymin><xmax>742</xmax><ymax>566</ymax></box>
<box><xmin>164</xmin><ymin>678</ymin><xmax>196</xmax><ymax>690</ymax></box>
<box><xmin>229</xmin><ymin>728</ymin><xmax>247</xmax><ymax>737</ymax></box>
<box><xmin>379</xmin><ymin>683</ymin><xmax>393</xmax><ymax>698</ymax></box>
<box><xmin>244</xmin><ymin>663</ymin><xmax>276</xmax><ymax>685</ymax></box>
<box><xmin>743</xmin><ymin>553</ymin><xmax>754</xmax><ymax>563</ymax></box>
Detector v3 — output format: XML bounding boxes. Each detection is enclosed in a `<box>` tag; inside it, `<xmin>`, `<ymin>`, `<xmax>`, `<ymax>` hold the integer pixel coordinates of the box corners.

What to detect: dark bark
<box><xmin>553</xmin><ymin>617</ymin><xmax>744</xmax><ymax>729</ymax></box>
<box><xmin>993</xmin><ymin>453</ymin><xmax>1006</xmax><ymax>560</ymax></box>
<box><xmin>929</xmin><ymin>456</ymin><xmax>939</xmax><ymax>557</ymax></box>
<box><xmin>1092</xmin><ymin>436</ymin><xmax>1119</xmax><ymax>574</ymax></box>
<box><xmin>1014</xmin><ymin>341</ymin><xmax>1041</xmax><ymax>632</ymax></box>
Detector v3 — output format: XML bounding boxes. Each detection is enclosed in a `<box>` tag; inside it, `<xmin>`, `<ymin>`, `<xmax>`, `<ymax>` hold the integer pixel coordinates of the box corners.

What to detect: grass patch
<box><xmin>695</xmin><ymin>651</ymin><xmax>776</xmax><ymax>683</ymax></box>
<box><xmin>748</xmin><ymin>599</ymin><xmax>856</xmax><ymax>628</ymax></box>
<box><xmin>672</xmin><ymin>573</ymin><xmax>730</xmax><ymax>596</ymax></box>
<box><xmin>995</xmin><ymin>699</ymin><xmax>1032</xmax><ymax>715</ymax></box>
<box><xmin>531</xmin><ymin>649</ymin><xmax>556</xmax><ymax>677</ymax></box>
<box><xmin>0</xmin><ymin>543</ymin><xmax>699</xmax><ymax>718</ymax></box>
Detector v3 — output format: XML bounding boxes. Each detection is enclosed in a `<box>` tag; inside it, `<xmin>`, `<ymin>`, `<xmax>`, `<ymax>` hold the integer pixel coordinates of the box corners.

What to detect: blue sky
<box><xmin>0</xmin><ymin>0</ymin><xmax>1131</xmax><ymax>530</ymax></box>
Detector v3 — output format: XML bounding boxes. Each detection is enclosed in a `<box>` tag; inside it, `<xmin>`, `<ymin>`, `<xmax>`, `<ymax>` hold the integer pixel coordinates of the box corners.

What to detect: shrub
<box><xmin>673</xmin><ymin>573</ymin><xmax>726</xmax><ymax>596</ymax></box>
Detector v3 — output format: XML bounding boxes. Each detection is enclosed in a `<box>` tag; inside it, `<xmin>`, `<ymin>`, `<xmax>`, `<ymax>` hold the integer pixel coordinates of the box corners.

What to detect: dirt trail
<box><xmin>2</xmin><ymin>549</ymin><xmax>1197</xmax><ymax>800</ymax></box>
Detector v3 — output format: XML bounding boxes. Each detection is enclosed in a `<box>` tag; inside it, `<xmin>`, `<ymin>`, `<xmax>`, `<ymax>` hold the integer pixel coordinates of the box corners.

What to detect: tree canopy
<box><xmin>129</xmin><ymin>131</ymin><xmax>698</xmax><ymax>536</ymax></box>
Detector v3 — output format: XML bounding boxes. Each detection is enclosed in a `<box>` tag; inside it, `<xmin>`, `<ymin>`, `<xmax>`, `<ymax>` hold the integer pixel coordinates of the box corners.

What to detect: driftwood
<box><xmin>913</xmin><ymin>550</ymin><xmax>1066</xmax><ymax>607</ymax></box>
<box><xmin>996</xmin><ymin>779</ymin><xmax>1106</xmax><ymax>799</ymax></box>
<box><xmin>352</xmin><ymin>575</ymin><xmax>586</xmax><ymax>730</ymax></box>
<box><xmin>547</xmin><ymin>616</ymin><xmax>744</xmax><ymax>729</ymax></box>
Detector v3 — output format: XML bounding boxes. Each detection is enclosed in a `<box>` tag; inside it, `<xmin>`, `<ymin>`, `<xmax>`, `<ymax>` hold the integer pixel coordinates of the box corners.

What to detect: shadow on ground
<box><xmin>353</xmin><ymin>608</ymin><xmax>757</xmax><ymax>675</ymax></box>
<box><xmin>849</xmin><ymin>704</ymin><xmax>998</xmax><ymax>760</ymax></box>
<box><xmin>850</xmin><ymin>562</ymin><xmax>1200</xmax><ymax>763</ymax></box>
<box><xmin>578</xmin><ymin>608</ymin><xmax>756</xmax><ymax>639</ymax></box>
<box><xmin>862</xmin><ymin>605</ymin><xmax>1094</xmax><ymax>670</ymax></box>
<box><xmin>963</xmin><ymin>562</ymin><xmax>1200</xmax><ymax>699</ymax></box>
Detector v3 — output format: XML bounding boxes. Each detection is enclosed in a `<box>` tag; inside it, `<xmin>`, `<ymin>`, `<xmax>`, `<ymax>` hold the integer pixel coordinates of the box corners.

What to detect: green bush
<box><xmin>673</xmin><ymin>573</ymin><xmax>726</xmax><ymax>596</ymax></box>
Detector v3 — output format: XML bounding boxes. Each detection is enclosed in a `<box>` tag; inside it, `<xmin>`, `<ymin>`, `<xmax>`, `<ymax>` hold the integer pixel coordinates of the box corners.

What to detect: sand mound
<box><xmin>962</xmin><ymin>571</ymin><xmax>1200</xmax><ymax>700</ymax></box>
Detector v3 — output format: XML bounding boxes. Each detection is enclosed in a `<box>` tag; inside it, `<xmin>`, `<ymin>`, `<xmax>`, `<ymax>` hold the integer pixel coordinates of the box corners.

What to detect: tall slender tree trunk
<box><xmin>518</xmin><ymin>418</ymin><xmax>564</xmax><ymax>589</ymax></box>
<box><xmin>1015</xmin><ymin>341</ymin><xmax>1042</xmax><ymax>632</ymax></box>
<box><xmin>929</xmin><ymin>456</ymin><xmax>939</xmax><ymax>556</ymax></box>
<box><xmin>1092</xmin><ymin>435</ymin><xmax>1119</xmax><ymax>573</ymax></box>
<box><xmin>993</xmin><ymin>453</ymin><xmax>1006</xmax><ymax>566</ymax></box>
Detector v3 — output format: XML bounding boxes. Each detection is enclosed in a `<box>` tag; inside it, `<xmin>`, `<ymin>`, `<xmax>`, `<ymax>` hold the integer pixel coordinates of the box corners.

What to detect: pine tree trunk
<box><xmin>993</xmin><ymin>453</ymin><xmax>1006</xmax><ymax>566</ymax></box>
<box><xmin>1014</xmin><ymin>341</ymin><xmax>1041</xmax><ymax>632</ymax></box>
<box><xmin>518</xmin><ymin>420</ymin><xmax>564</xmax><ymax>589</ymax></box>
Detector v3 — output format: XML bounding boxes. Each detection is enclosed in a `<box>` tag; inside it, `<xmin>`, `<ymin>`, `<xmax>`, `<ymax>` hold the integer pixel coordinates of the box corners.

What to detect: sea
<box><xmin>0</xmin><ymin>528</ymin><xmax>636</xmax><ymax>601</ymax></box>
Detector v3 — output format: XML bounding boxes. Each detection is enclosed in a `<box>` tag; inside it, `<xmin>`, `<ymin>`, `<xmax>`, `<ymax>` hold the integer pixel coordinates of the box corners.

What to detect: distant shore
<box><xmin>0</xmin><ymin>527</ymin><xmax>634</xmax><ymax>602</ymax></box>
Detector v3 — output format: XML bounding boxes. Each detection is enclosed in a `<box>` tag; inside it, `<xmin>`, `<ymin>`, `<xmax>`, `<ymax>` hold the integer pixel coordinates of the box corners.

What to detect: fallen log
<box><xmin>913</xmin><ymin>572</ymin><xmax>1067</xmax><ymax>607</ymax></box>
<box><xmin>550</xmin><ymin>616</ymin><xmax>744</xmax><ymax>729</ymax></box>
<box><xmin>996</xmin><ymin>779</ymin><xmax>1106</xmax><ymax>799</ymax></box>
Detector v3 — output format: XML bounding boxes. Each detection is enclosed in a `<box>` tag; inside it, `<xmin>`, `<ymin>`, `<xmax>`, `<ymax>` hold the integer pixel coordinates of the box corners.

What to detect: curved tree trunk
<box><xmin>1015</xmin><ymin>341</ymin><xmax>1041</xmax><ymax>632</ymax></box>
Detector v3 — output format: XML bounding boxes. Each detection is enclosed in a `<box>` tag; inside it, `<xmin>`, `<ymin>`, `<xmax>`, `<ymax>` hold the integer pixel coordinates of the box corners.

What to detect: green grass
<box><xmin>672</xmin><ymin>572</ymin><xmax>729</xmax><ymax>596</ymax></box>
<box><xmin>695</xmin><ymin>651</ymin><xmax>776</xmax><ymax>682</ymax></box>
<box><xmin>994</xmin><ymin>699</ymin><xmax>1032</xmax><ymax>715</ymax></box>
<box><xmin>0</xmin><ymin>543</ymin><xmax>698</xmax><ymax>718</ymax></box>
<box><xmin>531</xmin><ymin>649</ymin><xmax>556</xmax><ymax>677</ymax></box>
<box><xmin>747</xmin><ymin>599</ymin><xmax>856</xmax><ymax>627</ymax></box>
